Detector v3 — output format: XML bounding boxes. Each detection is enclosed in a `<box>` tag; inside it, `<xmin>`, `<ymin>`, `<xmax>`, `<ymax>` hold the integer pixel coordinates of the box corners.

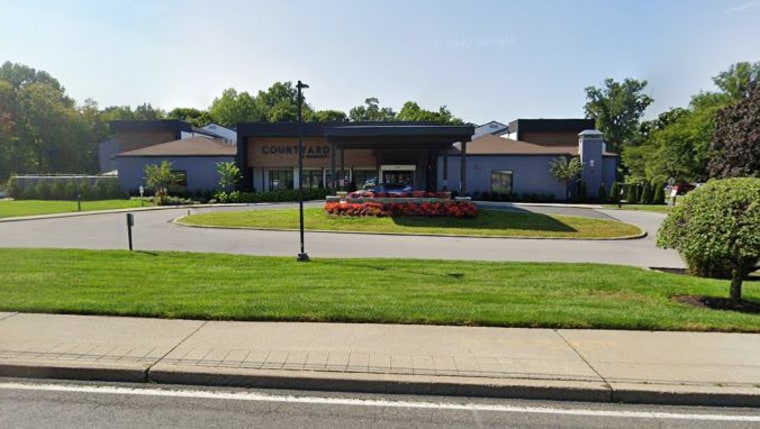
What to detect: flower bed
<box><xmin>324</xmin><ymin>200</ymin><xmax>477</xmax><ymax>218</ymax></box>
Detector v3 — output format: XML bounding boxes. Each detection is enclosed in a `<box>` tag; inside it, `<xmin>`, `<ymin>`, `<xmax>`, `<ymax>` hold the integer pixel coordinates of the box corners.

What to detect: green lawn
<box><xmin>0</xmin><ymin>199</ymin><xmax>146</xmax><ymax>218</ymax></box>
<box><xmin>179</xmin><ymin>207</ymin><xmax>643</xmax><ymax>239</ymax></box>
<box><xmin>0</xmin><ymin>249</ymin><xmax>758</xmax><ymax>331</ymax></box>
<box><xmin>603</xmin><ymin>204</ymin><xmax>671</xmax><ymax>213</ymax></box>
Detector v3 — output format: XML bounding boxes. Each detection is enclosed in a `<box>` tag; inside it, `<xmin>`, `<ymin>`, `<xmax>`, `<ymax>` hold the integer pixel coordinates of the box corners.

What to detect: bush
<box><xmin>652</xmin><ymin>181</ymin><xmax>665</xmax><ymax>205</ymax></box>
<box><xmin>625</xmin><ymin>183</ymin><xmax>637</xmax><ymax>203</ymax></box>
<box><xmin>6</xmin><ymin>177</ymin><xmax>22</xmax><ymax>198</ymax></box>
<box><xmin>609</xmin><ymin>182</ymin><xmax>620</xmax><ymax>203</ymax></box>
<box><xmin>63</xmin><ymin>181</ymin><xmax>77</xmax><ymax>200</ymax></box>
<box><xmin>639</xmin><ymin>182</ymin><xmax>652</xmax><ymax>204</ymax></box>
<box><xmin>578</xmin><ymin>182</ymin><xmax>588</xmax><ymax>203</ymax></box>
<box><xmin>34</xmin><ymin>181</ymin><xmax>51</xmax><ymax>200</ymax></box>
<box><xmin>597</xmin><ymin>184</ymin><xmax>607</xmax><ymax>203</ymax></box>
<box><xmin>657</xmin><ymin>178</ymin><xmax>760</xmax><ymax>301</ymax></box>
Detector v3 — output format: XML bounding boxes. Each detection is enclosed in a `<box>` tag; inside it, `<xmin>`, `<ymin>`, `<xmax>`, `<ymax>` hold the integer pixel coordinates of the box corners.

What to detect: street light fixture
<box><xmin>296</xmin><ymin>80</ymin><xmax>310</xmax><ymax>262</ymax></box>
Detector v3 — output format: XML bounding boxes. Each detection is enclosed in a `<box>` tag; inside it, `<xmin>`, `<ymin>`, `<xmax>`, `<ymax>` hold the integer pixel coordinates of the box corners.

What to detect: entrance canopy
<box><xmin>237</xmin><ymin>122</ymin><xmax>474</xmax><ymax>193</ymax></box>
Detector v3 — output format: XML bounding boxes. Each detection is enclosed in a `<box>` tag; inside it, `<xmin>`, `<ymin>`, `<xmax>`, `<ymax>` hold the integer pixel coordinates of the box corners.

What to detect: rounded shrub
<box><xmin>657</xmin><ymin>178</ymin><xmax>760</xmax><ymax>301</ymax></box>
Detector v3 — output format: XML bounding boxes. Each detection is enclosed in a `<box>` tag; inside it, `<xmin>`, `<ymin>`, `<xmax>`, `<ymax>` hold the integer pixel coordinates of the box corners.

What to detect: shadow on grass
<box><xmin>334</xmin><ymin>260</ymin><xmax>467</xmax><ymax>280</ymax></box>
<box><xmin>390</xmin><ymin>208</ymin><xmax>577</xmax><ymax>233</ymax></box>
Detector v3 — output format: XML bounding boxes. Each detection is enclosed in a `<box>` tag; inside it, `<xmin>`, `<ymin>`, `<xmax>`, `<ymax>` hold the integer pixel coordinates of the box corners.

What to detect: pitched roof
<box><xmin>116</xmin><ymin>136</ymin><xmax>237</xmax><ymax>157</ymax></box>
<box><xmin>451</xmin><ymin>135</ymin><xmax>617</xmax><ymax>156</ymax></box>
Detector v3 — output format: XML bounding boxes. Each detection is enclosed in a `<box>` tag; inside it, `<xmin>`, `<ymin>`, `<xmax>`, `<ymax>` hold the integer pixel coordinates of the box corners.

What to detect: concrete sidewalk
<box><xmin>1</xmin><ymin>312</ymin><xmax>758</xmax><ymax>406</ymax></box>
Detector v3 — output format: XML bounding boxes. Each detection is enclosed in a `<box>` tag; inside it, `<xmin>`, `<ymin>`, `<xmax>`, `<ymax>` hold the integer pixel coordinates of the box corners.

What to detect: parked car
<box><xmin>366</xmin><ymin>182</ymin><xmax>414</xmax><ymax>196</ymax></box>
<box><xmin>672</xmin><ymin>183</ymin><xmax>696</xmax><ymax>195</ymax></box>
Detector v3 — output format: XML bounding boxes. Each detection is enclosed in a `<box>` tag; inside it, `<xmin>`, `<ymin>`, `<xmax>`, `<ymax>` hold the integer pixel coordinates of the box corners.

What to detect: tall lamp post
<box><xmin>296</xmin><ymin>80</ymin><xmax>310</xmax><ymax>262</ymax></box>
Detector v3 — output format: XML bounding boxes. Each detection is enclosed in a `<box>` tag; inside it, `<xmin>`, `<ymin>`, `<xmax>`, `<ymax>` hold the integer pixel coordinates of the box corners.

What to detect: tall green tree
<box><xmin>312</xmin><ymin>109</ymin><xmax>348</xmax><ymax>123</ymax></box>
<box><xmin>583</xmin><ymin>78</ymin><xmax>654</xmax><ymax>154</ymax></box>
<box><xmin>254</xmin><ymin>81</ymin><xmax>315</xmax><ymax>122</ymax></box>
<box><xmin>133</xmin><ymin>103</ymin><xmax>165</xmax><ymax>120</ymax></box>
<box><xmin>167</xmin><ymin>107</ymin><xmax>212</xmax><ymax>127</ymax></box>
<box><xmin>396</xmin><ymin>101</ymin><xmax>464</xmax><ymax>124</ymax></box>
<box><xmin>349</xmin><ymin>97</ymin><xmax>396</xmax><ymax>122</ymax></box>
<box><xmin>712</xmin><ymin>61</ymin><xmax>760</xmax><ymax>100</ymax></box>
<box><xmin>209</xmin><ymin>88</ymin><xmax>260</xmax><ymax>127</ymax></box>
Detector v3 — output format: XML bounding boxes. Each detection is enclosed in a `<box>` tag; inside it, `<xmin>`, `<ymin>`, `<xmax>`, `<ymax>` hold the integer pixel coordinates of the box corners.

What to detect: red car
<box><xmin>672</xmin><ymin>183</ymin><xmax>696</xmax><ymax>195</ymax></box>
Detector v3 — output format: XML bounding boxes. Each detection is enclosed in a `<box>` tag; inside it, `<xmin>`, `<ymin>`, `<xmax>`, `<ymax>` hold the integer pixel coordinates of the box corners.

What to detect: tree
<box><xmin>712</xmin><ymin>61</ymin><xmax>760</xmax><ymax>100</ymax></box>
<box><xmin>583</xmin><ymin>78</ymin><xmax>654</xmax><ymax>153</ymax></box>
<box><xmin>254</xmin><ymin>81</ymin><xmax>314</xmax><ymax>122</ymax></box>
<box><xmin>216</xmin><ymin>161</ymin><xmax>241</xmax><ymax>192</ymax></box>
<box><xmin>312</xmin><ymin>109</ymin><xmax>349</xmax><ymax>123</ymax></box>
<box><xmin>209</xmin><ymin>88</ymin><xmax>260</xmax><ymax>127</ymax></box>
<box><xmin>396</xmin><ymin>101</ymin><xmax>464</xmax><ymax>124</ymax></box>
<box><xmin>143</xmin><ymin>161</ymin><xmax>179</xmax><ymax>205</ymax></box>
<box><xmin>167</xmin><ymin>107</ymin><xmax>212</xmax><ymax>127</ymax></box>
<box><xmin>349</xmin><ymin>97</ymin><xmax>396</xmax><ymax>122</ymax></box>
<box><xmin>133</xmin><ymin>103</ymin><xmax>165</xmax><ymax>120</ymax></box>
<box><xmin>657</xmin><ymin>178</ymin><xmax>760</xmax><ymax>301</ymax></box>
<box><xmin>708</xmin><ymin>84</ymin><xmax>760</xmax><ymax>178</ymax></box>
<box><xmin>548</xmin><ymin>156</ymin><xmax>582</xmax><ymax>200</ymax></box>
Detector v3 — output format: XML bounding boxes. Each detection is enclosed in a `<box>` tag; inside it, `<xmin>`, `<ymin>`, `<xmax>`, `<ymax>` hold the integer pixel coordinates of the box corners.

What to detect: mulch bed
<box><xmin>673</xmin><ymin>294</ymin><xmax>760</xmax><ymax>314</ymax></box>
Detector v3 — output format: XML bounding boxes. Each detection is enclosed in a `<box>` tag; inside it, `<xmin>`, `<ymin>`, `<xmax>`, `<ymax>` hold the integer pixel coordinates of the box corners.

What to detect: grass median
<box><xmin>1</xmin><ymin>248</ymin><xmax>758</xmax><ymax>331</ymax></box>
<box><xmin>179</xmin><ymin>207</ymin><xmax>643</xmax><ymax>239</ymax></box>
<box><xmin>602</xmin><ymin>204</ymin><xmax>670</xmax><ymax>213</ymax></box>
<box><xmin>0</xmin><ymin>199</ymin><xmax>144</xmax><ymax>218</ymax></box>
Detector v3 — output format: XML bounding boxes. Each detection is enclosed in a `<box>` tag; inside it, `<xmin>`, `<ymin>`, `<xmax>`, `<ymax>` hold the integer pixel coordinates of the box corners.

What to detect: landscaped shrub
<box><xmin>63</xmin><ymin>181</ymin><xmax>77</xmax><ymax>199</ymax></box>
<box><xmin>639</xmin><ymin>182</ymin><xmax>652</xmax><ymax>204</ymax></box>
<box><xmin>609</xmin><ymin>181</ymin><xmax>621</xmax><ymax>203</ymax></box>
<box><xmin>625</xmin><ymin>183</ymin><xmax>637</xmax><ymax>203</ymax></box>
<box><xmin>578</xmin><ymin>181</ymin><xmax>588</xmax><ymax>203</ymax></box>
<box><xmin>657</xmin><ymin>178</ymin><xmax>760</xmax><ymax>301</ymax></box>
<box><xmin>597</xmin><ymin>184</ymin><xmax>607</xmax><ymax>203</ymax></box>
<box><xmin>652</xmin><ymin>181</ymin><xmax>665</xmax><ymax>205</ymax></box>
<box><xmin>34</xmin><ymin>181</ymin><xmax>51</xmax><ymax>200</ymax></box>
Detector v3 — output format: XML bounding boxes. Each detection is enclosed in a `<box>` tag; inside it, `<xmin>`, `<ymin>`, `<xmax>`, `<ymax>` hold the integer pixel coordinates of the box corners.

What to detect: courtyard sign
<box><xmin>261</xmin><ymin>144</ymin><xmax>330</xmax><ymax>159</ymax></box>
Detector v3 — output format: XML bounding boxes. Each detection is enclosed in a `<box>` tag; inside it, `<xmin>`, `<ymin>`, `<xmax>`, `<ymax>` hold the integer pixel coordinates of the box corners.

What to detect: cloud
<box><xmin>724</xmin><ymin>2</ymin><xmax>756</xmax><ymax>13</ymax></box>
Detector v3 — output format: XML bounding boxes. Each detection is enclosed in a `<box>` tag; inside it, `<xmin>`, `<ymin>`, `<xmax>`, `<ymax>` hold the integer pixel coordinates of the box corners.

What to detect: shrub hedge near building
<box><xmin>5</xmin><ymin>176</ymin><xmax>125</xmax><ymax>201</ymax></box>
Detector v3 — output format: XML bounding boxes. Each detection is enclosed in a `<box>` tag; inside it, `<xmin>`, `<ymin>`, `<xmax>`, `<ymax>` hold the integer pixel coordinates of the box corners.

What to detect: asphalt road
<box><xmin>0</xmin><ymin>203</ymin><xmax>684</xmax><ymax>268</ymax></box>
<box><xmin>1</xmin><ymin>380</ymin><xmax>758</xmax><ymax>429</ymax></box>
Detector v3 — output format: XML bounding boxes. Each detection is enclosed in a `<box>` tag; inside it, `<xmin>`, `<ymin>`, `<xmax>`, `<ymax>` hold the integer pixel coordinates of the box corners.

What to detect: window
<box><xmin>491</xmin><ymin>170</ymin><xmax>513</xmax><ymax>194</ymax></box>
<box><xmin>168</xmin><ymin>170</ymin><xmax>187</xmax><ymax>193</ymax></box>
<box><xmin>302</xmin><ymin>169</ymin><xmax>323</xmax><ymax>189</ymax></box>
<box><xmin>352</xmin><ymin>169</ymin><xmax>376</xmax><ymax>189</ymax></box>
<box><xmin>268</xmin><ymin>169</ymin><xmax>293</xmax><ymax>191</ymax></box>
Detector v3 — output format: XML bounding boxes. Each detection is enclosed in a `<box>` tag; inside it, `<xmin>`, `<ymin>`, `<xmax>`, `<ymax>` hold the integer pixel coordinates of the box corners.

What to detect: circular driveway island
<box><xmin>0</xmin><ymin>202</ymin><xmax>684</xmax><ymax>268</ymax></box>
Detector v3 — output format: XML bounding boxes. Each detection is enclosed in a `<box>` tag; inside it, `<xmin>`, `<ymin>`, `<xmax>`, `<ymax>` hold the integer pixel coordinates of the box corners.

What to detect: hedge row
<box><xmin>215</xmin><ymin>188</ymin><xmax>331</xmax><ymax>203</ymax></box>
<box><xmin>5</xmin><ymin>177</ymin><xmax>126</xmax><ymax>201</ymax></box>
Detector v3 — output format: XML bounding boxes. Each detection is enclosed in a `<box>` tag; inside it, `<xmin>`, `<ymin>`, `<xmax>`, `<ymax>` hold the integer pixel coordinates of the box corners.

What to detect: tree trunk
<box><xmin>730</xmin><ymin>269</ymin><xmax>743</xmax><ymax>302</ymax></box>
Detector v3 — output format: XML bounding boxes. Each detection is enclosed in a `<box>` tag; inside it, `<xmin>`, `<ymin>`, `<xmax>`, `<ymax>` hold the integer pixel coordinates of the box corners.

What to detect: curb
<box><xmin>173</xmin><ymin>217</ymin><xmax>648</xmax><ymax>241</ymax></box>
<box><xmin>0</xmin><ymin>360</ymin><xmax>148</xmax><ymax>383</ymax></box>
<box><xmin>2</xmin><ymin>361</ymin><xmax>758</xmax><ymax>407</ymax></box>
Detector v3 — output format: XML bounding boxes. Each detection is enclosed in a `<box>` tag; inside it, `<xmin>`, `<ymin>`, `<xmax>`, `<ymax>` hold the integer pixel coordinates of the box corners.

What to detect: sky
<box><xmin>1</xmin><ymin>0</ymin><xmax>759</xmax><ymax>124</ymax></box>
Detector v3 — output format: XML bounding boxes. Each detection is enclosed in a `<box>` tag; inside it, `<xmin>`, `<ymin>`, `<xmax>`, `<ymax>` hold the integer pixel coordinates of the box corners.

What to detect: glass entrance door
<box><xmin>382</xmin><ymin>170</ymin><xmax>414</xmax><ymax>186</ymax></box>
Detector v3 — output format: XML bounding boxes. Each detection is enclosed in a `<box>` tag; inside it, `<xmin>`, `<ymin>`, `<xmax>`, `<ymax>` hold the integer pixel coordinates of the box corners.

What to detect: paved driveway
<box><xmin>0</xmin><ymin>203</ymin><xmax>684</xmax><ymax>268</ymax></box>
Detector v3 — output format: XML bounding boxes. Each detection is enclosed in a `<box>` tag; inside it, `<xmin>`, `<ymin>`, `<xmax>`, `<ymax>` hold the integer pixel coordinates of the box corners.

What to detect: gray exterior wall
<box><xmin>579</xmin><ymin>138</ymin><xmax>604</xmax><ymax>198</ymax></box>
<box><xmin>98</xmin><ymin>139</ymin><xmax>119</xmax><ymax>173</ymax></box>
<box><xmin>116</xmin><ymin>156</ymin><xmax>235</xmax><ymax>192</ymax></box>
<box><xmin>602</xmin><ymin>156</ymin><xmax>618</xmax><ymax>189</ymax></box>
<box><xmin>438</xmin><ymin>154</ymin><xmax>618</xmax><ymax>201</ymax></box>
<box><xmin>438</xmin><ymin>155</ymin><xmax>567</xmax><ymax>200</ymax></box>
